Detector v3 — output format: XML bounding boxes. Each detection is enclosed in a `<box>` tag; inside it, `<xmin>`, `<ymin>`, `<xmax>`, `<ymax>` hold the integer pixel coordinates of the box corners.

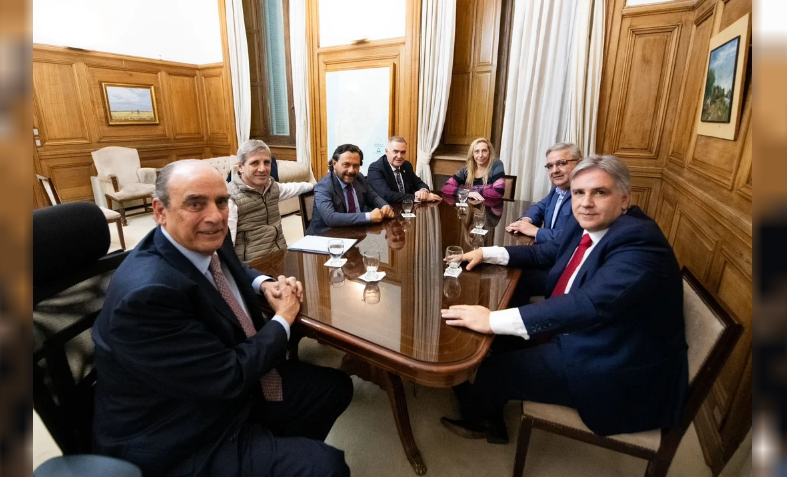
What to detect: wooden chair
<box><xmin>502</xmin><ymin>175</ymin><xmax>518</xmax><ymax>201</ymax></box>
<box><xmin>37</xmin><ymin>174</ymin><xmax>126</xmax><ymax>250</ymax></box>
<box><xmin>299</xmin><ymin>191</ymin><xmax>315</xmax><ymax>234</ymax></box>
<box><xmin>512</xmin><ymin>268</ymin><xmax>743</xmax><ymax>477</ymax></box>
<box><xmin>91</xmin><ymin>147</ymin><xmax>156</xmax><ymax>226</ymax></box>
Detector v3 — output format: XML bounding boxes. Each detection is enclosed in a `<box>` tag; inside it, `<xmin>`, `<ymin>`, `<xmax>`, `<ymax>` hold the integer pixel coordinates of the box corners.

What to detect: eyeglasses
<box><xmin>544</xmin><ymin>159</ymin><xmax>579</xmax><ymax>171</ymax></box>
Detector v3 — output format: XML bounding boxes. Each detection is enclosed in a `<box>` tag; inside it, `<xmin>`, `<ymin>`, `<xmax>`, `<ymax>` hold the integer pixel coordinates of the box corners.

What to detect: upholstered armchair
<box><xmin>91</xmin><ymin>147</ymin><xmax>156</xmax><ymax>225</ymax></box>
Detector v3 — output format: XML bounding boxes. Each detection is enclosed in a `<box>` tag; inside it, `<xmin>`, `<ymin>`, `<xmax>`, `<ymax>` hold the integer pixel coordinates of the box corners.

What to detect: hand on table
<box><xmin>441</xmin><ymin>305</ymin><xmax>493</xmax><ymax>334</ymax></box>
<box><xmin>381</xmin><ymin>205</ymin><xmax>396</xmax><ymax>219</ymax></box>
<box><xmin>263</xmin><ymin>275</ymin><xmax>302</xmax><ymax>325</ymax></box>
<box><xmin>414</xmin><ymin>189</ymin><xmax>430</xmax><ymax>201</ymax></box>
<box><xmin>443</xmin><ymin>248</ymin><xmax>484</xmax><ymax>270</ymax></box>
<box><xmin>505</xmin><ymin>219</ymin><xmax>539</xmax><ymax>237</ymax></box>
<box><xmin>468</xmin><ymin>191</ymin><xmax>484</xmax><ymax>201</ymax></box>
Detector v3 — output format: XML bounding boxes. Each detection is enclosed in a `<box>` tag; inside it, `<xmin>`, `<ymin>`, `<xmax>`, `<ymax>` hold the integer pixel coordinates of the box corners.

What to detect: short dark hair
<box><xmin>329</xmin><ymin>144</ymin><xmax>364</xmax><ymax>171</ymax></box>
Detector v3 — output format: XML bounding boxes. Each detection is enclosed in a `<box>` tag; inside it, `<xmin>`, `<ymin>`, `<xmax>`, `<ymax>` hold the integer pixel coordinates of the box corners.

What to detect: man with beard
<box><xmin>307</xmin><ymin>143</ymin><xmax>394</xmax><ymax>235</ymax></box>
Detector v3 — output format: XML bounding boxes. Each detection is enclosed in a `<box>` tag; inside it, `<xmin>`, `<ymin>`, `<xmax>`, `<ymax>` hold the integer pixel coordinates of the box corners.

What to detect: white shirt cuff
<box><xmin>482</xmin><ymin>246</ymin><xmax>510</xmax><ymax>265</ymax></box>
<box><xmin>252</xmin><ymin>275</ymin><xmax>274</xmax><ymax>293</ymax></box>
<box><xmin>271</xmin><ymin>315</ymin><xmax>291</xmax><ymax>340</ymax></box>
<box><xmin>489</xmin><ymin>308</ymin><xmax>530</xmax><ymax>339</ymax></box>
<box><xmin>365</xmin><ymin>212</ymin><xmax>371</xmax><ymax>222</ymax></box>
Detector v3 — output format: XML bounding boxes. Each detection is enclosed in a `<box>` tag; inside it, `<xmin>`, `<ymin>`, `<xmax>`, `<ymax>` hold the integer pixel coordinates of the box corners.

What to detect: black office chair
<box><xmin>33</xmin><ymin>202</ymin><xmax>139</xmax><ymax>477</ymax></box>
<box><xmin>299</xmin><ymin>190</ymin><xmax>315</xmax><ymax>234</ymax></box>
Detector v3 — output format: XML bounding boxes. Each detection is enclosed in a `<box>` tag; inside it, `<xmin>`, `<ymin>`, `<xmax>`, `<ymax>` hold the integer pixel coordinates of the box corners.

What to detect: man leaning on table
<box><xmin>307</xmin><ymin>143</ymin><xmax>395</xmax><ymax>235</ymax></box>
<box><xmin>506</xmin><ymin>142</ymin><xmax>581</xmax><ymax>243</ymax></box>
<box><xmin>366</xmin><ymin>136</ymin><xmax>442</xmax><ymax>203</ymax></box>
<box><xmin>92</xmin><ymin>160</ymin><xmax>353</xmax><ymax>477</ymax></box>
<box><xmin>440</xmin><ymin>155</ymin><xmax>688</xmax><ymax>444</ymax></box>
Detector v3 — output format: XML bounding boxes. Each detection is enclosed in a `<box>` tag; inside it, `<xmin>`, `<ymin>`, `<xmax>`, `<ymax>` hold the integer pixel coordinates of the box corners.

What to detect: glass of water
<box><xmin>328</xmin><ymin>239</ymin><xmax>344</xmax><ymax>264</ymax></box>
<box><xmin>329</xmin><ymin>267</ymin><xmax>345</xmax><ymax>288</ymax></box>
<box><xmin>457</xmin><ymin>188</ymin><xmax>469</xmax><ymax>205</ymax></box>
<box><xmin>473</xmin><ymin>211</ymin><xmax>485</xmax><ymax>231</ymax></box>
<box><xmin>363</xmin><ymin>283</ymin><xmax>381</xmax><ymax>304</ymax></box>
<box><xmin>445</xmin><ymin>246</ymin><xmax>463</xmax><ymax>269</ymax></box>
<box><xmin>402</xmin><ymin>199</ymin><xmax>414</xmax><ymax>215</ymax></box>
<box><xmin>362</xmin><ymin>249</ymin><xmax>381</xmax><ymax>280</ymax></box>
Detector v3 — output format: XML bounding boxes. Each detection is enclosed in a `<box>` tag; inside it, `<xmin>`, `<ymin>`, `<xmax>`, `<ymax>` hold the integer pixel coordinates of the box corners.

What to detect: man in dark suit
<box><xmin>366</xmin><ymin>136</ymin><xmax>442</xmax><ymax>203</ymax></box>
<box><xmin>440</xmin><ymin>155</ymin><xmax>688</xmax><ymax>444</ymax></box>
<box><xmin>92</xmin><ymin>160</ymin><xmax>353</xmax><ymax>477</ymax></box>
<box><xmin>307</xmin><ymin>143</ymin><xmax>395</xmax><ymax>235</ymax></box>
<box><xmin>506</xmin><ymin>142</ymin><xmax>582</xmax><ymax>243</ymax></box>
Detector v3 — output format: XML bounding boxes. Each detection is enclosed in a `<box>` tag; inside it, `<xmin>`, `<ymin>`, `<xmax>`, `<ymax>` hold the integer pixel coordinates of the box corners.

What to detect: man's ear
<box><xmin>152</xmin><ymin>199</ymin><xmax>167</xmax><ymax>226</ymax></box>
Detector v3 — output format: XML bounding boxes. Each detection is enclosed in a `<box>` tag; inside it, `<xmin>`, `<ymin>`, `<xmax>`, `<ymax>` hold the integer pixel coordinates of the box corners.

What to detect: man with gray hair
<box><xmin>439</xmin><ymin>155</ymin><xmax>688</xmax><ymax>446</ymax></box>
<box><xmin>228</xmin><ymin>139</ymin><xmax>313</xmax><ymax>262</ymax></box>
<box><xmin>506</xmin><ymin>142</ymin><xmax>582</xmax><ymax>242</ymax></box>
<box><xmin>367</xmin><ymin>136</ymin><xmax>442</xmax><ymax>203</ymax></box>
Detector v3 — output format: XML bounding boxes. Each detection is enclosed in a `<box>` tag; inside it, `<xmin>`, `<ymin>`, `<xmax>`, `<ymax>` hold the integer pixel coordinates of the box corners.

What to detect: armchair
<box><xmin>91</xmin><ymin>147</ymin><xmax>156</xmax><ymax>225</ymax></box>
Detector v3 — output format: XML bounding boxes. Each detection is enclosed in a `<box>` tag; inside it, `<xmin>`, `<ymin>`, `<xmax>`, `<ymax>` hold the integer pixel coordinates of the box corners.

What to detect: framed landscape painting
<box><xmin>697</xmin><ymin>14</ymin><xmax>750</xmax><ymax>140</ymax></box>
<box><xmin>101</xmin><ymin>83</ymin><xmax>159</xmax><ymax>125</ymax></box>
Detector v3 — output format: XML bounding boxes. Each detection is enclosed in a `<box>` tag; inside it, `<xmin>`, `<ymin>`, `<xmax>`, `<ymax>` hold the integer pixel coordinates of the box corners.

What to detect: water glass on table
<box><xmin>362</xmin><ymin>250</ymin><xmax>381</xmax><ymax>280</ymax></box>
<box><xmin>445</xmin><ymin>246</ymin><xmax>463</xmax><ymax>270</ymax></box>
<box><xmin>327</xmin><ymin>239</ymin><xmax>344</xmax><ymax>266</ymax></box>
<box><xmin>457</xmin><ymin>188</ymin><xmax>469</xmax><ymax>206</ymax></box>
<box><xmin>402</xmin><ymin>199</ymin><xmax>414</xmax><ymax>215</ymax></box>
<box><xmin>473</xmin><ymin>211</ymin><xmax>485</xmax><ymax>231</ymax></box>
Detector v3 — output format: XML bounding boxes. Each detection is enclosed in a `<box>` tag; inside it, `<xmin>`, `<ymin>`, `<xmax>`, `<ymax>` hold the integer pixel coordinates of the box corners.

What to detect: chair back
<box><xmin>674</xmin><ymin>269</ymin><xmax>743</xmax><ymax>434</ymax></box>
<box><xmin>502</xmin><ymin>175</ymin><xmax>518</xmax><ymax>201</ymax></box>
<box><xmin>299</xmin><ymin>191</ymin><xmax>315</xmax><ymax>233</ymax></box>
<box><xmin>91</xmin><ymin>147</ymin><xmax>142</xmax><ymax>188</ymax></box>
<box><xmin>37</xmin><ymin>175</ymin><xmax>61</xmax><ymax>206</ymax></box>
<box><xmin>33</xmin><ymin>203</ymin><xmax>129</xmax><ymax>454</ymax></box>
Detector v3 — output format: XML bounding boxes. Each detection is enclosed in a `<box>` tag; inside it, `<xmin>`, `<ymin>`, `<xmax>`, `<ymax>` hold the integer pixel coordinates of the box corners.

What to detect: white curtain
<box><xmin>225</xmin><ymin>0</ymin><xmax>251</xmax><ymax>148</ymax></box>
<box><xmin>559</xmin><ymin>0</ymin><xmax>605</xmax><ymax>157</ymax></box>
<box><xmin>499</xmin><ymin>0</ymin><xmax>603</xmax><ymax>202</ymax></box>
<box><xmin>289</xmin><ymin>0</ymin><xmax>316</xmax><ymax>181</ymax></box>
<box><xmin>415</xmin><ymin>0</ymin><xmax>456</xmax><ymax>188</ymax></box>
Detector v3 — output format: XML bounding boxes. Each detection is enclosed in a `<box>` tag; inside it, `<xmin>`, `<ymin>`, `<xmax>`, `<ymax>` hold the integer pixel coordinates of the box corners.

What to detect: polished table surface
<box><xmin>249</xmin><ymin>195</ymin><xmax>532</xmax><ymax>474</ymax></box>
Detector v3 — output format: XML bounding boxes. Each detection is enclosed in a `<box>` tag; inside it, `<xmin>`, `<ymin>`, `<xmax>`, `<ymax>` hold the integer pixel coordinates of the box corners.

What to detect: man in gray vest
<box><xmin>228</xmin><ymin>140</ymin><xmax>313</xmax><ymax>263</ymax></box>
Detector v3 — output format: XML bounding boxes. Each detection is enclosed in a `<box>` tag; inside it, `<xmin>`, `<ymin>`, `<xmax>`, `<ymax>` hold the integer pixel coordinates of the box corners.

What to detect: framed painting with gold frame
<box><xmin>101</xmin><ymin>82</ymin><xmax>160</xmax><ymax>125</ymax></box>
<box><xmin>696</xmin><ymin>13</ymin><xmax>750</xmax><ymax>140</ymax></box>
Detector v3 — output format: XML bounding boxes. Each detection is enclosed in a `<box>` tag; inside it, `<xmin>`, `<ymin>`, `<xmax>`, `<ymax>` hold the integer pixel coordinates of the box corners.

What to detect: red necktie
<box><xmin>208</xmin><ymin>255</ymin><xmax>283</xmax><ymax>401</ymax></box>
<box><xmin>551</xmin><ymin>234</ymin><xmax>593</xmax><ymax>297</ymax></box>
<box><xmin>345</xmin><ymin>184</ymin><xmax>357</xmax><ymax>213</ymax></box>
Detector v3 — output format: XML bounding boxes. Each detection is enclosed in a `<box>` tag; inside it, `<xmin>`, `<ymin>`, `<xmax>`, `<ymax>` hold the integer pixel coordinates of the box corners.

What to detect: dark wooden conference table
<box><xmin>250</xmin><ymin>194</ymin><xmax>533</xmax><ymax>475</ymax></box>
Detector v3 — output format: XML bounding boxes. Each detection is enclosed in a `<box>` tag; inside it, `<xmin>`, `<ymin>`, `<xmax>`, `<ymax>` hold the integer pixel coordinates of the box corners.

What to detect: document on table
<box><xmin>287</xmin><ymin>235</ymin><xmax>357</xmax><ymax>255</ymax></box>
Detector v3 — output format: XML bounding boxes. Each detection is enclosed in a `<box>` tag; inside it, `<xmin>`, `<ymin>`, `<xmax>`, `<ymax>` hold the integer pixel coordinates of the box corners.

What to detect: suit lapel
<box><xmin>153</xmin><ymin>227</ymin><xmax>243</xmax><ymax>332</ymax></box>
<box><xmin>547</xmin><ymin>225</ymin><xmax>584</xmax><ymax>292</ymax></box>
<box><xmin>381</xmin><ymin>157</ymin><xmax>397</xmax><ymax>191</ymax></box>
<box><xmin>331</xmin><ymin>174</ymin><xmax>348</xmax><ymax>213</ymax></box>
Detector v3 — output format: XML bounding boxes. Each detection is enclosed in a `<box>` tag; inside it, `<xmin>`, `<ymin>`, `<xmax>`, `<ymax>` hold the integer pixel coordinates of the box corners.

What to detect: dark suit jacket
<box><xmin>306</xmin><ymin>172</ymin><xmax>388</xmax><ymax>235</ymax></box>
<box><xmin>366</xmin><ymin>155</ymin><xmax>429</xmax><ymax>203</ymax></box>
<box><xmin>506</xmin><ymin>207</ymin><xmax>688</xmax><ymax>435</ymax></box>
<box><xmin>521</xmin><ymin>186</ymin><xmax>572</xmax><ymax>243</ymax></box>
<box><xmin>92</xmin><ymin>227</ymin><xmax>288</xmax><ymax>477</ymax></box>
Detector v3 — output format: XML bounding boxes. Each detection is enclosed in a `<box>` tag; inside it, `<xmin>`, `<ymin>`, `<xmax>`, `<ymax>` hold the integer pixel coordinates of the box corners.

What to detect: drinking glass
<box><xmin>443</xmin><ymin>277</ymin><xmax>462</xmax><ymax>301</ymax></box>
<box><xmin>445</xmin><ymin>246</ymin><xmax>463</xmax><ymax>269</ymax></box>
<box><xmin>328</xmin><ymin>239</ymin><xmax>344</xmax><ymax>264</ymax></box>
<box><xmin>362</xmin><ymin>249</ymin><xmax>381</xmax><ymax>280</ymax></box>
<box><xmin>473</xmin><ymin>211</ymin><xmax>485</xmax><ymax>230</ymax></box>
<box><xmin>402</xmin><ymin>199</ymin><xmax>414</xmax><ymax>214</ymax></box>
<box><xmin>329</xmin><ymin>267</ymin><xmax>345</xmax><ymax>288</ymax></box>
<box><xmin>363</xmin><ymin>283</ymin><xmax>381</xmax><ymax>304</ymax></box>
<box><xmin>457</xmin><ymin>188</ymin><xmax>470</xmax><ymax>205</ymax></box>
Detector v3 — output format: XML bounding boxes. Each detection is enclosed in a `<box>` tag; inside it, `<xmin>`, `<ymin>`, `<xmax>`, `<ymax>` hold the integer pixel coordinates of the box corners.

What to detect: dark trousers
<box><xmin>212</xmin><ymin>361</ymin><xmax>353</xmax><ymax>477</ymax></box>
<box><xmin>455</xmin><ymin>338</ymin><xmax>572</xmax><ymax>426</ymax></box>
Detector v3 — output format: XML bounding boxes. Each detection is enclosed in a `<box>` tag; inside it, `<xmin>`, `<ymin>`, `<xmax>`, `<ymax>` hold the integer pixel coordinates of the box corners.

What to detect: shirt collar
<box><xmin>584</xmin><ymin>228</ymin><xmax>609</xmax><ymax>245</ymax></box>
<box><xmin>388</xmin><ymin>161</ymin><xmax>400</xmax><ymax>173</ymax></box>
<box><xmin>160</xmin><ymin>226</ymin><xmax>213</xmax><ymax>275</ymax></box>
<box><xmin>335</xmin><ymin>174</ymin><xmax>353</xmax><ymax>190</ymax></box>
<box><xmin>555</xmin><ymin>187</ymin><xmax>569</xmax><ymax>198</ymax></box>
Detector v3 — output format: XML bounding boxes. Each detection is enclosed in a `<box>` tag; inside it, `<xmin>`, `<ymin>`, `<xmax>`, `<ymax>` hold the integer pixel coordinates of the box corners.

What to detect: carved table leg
<box><xmin>382</xmin><ymin>372</ymin><xmax>427</xmax><ymax>475</ymax></box>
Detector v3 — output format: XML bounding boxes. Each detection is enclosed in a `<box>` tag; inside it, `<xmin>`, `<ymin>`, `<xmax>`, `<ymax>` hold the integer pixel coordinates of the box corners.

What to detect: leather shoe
<box><xmin>440</xmin><ymin>417</ymin><xmax>509</xmax><ymax>444</ymax></box>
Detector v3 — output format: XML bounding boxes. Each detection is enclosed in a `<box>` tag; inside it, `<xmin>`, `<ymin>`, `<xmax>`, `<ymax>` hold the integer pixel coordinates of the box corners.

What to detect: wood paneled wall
<box><xmin>33</xmin><ymin>45</ymin><xmax>236</xmax><ymax>208</ymax></box>
<box><xmin>443</xmin><ymin>0</ymin><xmax>503</xmax><ymax>146</ymax></box>
<box><xmin>306</xmin><ymin>0</ymin><xmax>421</xmax><ymax>179</ymax></box>
<box><xmin>598</xmin><ymin>0</ymin><xmax>752</xmax><ymax>472</ymax></box>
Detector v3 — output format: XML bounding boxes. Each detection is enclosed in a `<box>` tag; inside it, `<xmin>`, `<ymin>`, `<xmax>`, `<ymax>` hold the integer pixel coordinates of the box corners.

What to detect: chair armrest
<box><xmin>277</xmin><ymin>161</ymin><xmax>310</xmax><ymax>183</ymax></box>
<box><xmin>97</xmin><ymin>173</ymin><xmax>120</xmax><ymax>192</ymax></box>
<box><xmin>137</xmin><ymin>168</ymin><xmax>157</xmax><ymax>185</ymax></box>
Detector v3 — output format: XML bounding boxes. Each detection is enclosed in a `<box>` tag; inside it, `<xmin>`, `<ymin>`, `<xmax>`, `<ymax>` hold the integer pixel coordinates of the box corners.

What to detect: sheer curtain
<box><xmin>289</xmin><ymin>0</ymin><xmax>316</xmax><ymax>181</ymax></box>
<box><xmin>225</xmin><ymin>0</ymin><xmax>251</xmax><ymax>148</ymax></box>
<box><xmin>499</xmin><ymin>0</ymin><xmax>603</xmax><ymax>201</ymax></box>
<box><xmin>415</xmin><ymin>0</ymin><xmax>456</xmax><ymax>188</ymax></box>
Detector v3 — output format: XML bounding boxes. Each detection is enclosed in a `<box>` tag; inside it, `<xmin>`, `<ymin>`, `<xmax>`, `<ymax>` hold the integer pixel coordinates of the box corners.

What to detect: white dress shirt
<box><xmin>160</xmin><ymin>227</ymin><xmax>290</xmax><ymax>339</ymax></box>
<box><xmin>228</xmin><ymin>179</ymin><xmax>314</xmax><ymax>243</ymax></box>
<box><xmin>484</xmin><ymin>227</ymin><xmax>610</xmax><ymax>339</ymax></box>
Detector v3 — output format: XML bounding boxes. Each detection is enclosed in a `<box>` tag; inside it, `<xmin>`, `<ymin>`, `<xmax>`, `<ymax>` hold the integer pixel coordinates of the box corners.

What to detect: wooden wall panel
<box><xmin>442</xmin><ymin>0</ymin><xmax>502</xmax><ymax>146</ymax></box>
<box><xmin>32</xmin><ymin>62</ymin><xmax>91</xmax><ymax>146</ymax></box>
<box><xmin>599</xmin><ymin>1</ymin><xmax>751</xmax><ymax>470</ymax></box>
<box><xmin>33</xmin><ymin>45</ymin><xmax>236</xmax><ymax>208</ymax></box>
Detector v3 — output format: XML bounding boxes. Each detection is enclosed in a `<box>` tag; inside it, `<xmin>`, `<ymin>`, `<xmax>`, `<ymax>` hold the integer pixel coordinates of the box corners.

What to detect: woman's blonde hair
<box><xmin>465</xmin><ymin>138</ymin><xmax>496</xmax><ymax>186</ymax></box>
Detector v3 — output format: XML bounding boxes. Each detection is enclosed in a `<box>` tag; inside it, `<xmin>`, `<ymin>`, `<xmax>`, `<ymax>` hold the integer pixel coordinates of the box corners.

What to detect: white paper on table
<box><xmin>288</xmin><ymin>235</ymin><xmax>357</xmax><ymax>255</ymax></box>
<box><xmin>324</xmin><ymin>258</ymin><xmax>348</xmax><ymax>267</ymax></box>
<box><xmin>359</xmin><ymin>271</ymin><xmax>386</xmax><ymax>282</ymax></box>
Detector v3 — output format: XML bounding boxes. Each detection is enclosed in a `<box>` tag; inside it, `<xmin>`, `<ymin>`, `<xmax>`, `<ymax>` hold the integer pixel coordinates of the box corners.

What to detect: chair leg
<box><xmin>644</xmin><ymin>454</ymin><xmax>673</xmax><ymax>477</ymax></box>
<box><xmin>513</xmin><ymin>416</ymin><xmax>534</xmax><ymax>477</ymax></box>
<box><xmin>119</xmin><ymin>201</ymin><xmax>128</xmax><ymax>226</ymax></box>
<box><xmin>115</xmin><ymin>220</ymin><xmax>126</xmax><ymax>250</ymax></box>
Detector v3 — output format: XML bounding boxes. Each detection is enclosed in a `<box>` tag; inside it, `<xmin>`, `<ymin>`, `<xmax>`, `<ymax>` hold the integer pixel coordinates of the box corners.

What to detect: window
<box><xmin>245</xmin><ymin>0</ymin><xmax>295</xmax><ymax>145</ymax></box>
